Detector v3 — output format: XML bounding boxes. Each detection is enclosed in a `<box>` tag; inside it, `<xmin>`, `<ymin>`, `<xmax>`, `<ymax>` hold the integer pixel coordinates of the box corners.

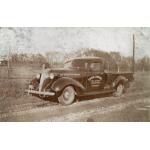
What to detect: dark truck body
<box><xmin>25</xmin><ymin>57</ymin><xmax>134</xmax><ymax>105</ymax></box>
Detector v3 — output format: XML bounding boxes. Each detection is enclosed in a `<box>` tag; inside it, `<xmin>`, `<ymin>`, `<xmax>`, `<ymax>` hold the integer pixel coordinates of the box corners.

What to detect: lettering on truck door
<box><xmin>86</xmin><ymin>62</ymin><xmax>106</xmax><ymax>91</ymax></box>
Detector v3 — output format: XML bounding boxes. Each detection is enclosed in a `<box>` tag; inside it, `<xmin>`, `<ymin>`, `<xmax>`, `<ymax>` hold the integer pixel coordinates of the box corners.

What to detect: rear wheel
<box><xmin>58</xmin><ymin>86</ymin><xmax>75</xmax><ymax>105</ymax></box>
<box><xmin>114</xmin><ymin>83</ymin><xmax>124</xmax><ymax>97</ymax></box>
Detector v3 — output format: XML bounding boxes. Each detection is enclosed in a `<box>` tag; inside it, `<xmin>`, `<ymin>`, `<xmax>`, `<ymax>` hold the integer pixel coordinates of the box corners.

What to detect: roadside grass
<box><xmin>0</xmin><ymin>79</ymin><xmax>28</xmax><ymax>100</ymax></box>
<box><xmin>0</xmin><ymin>65</ymin><xmax>41</xmax><ymax>101</ymax></box>
<box><xmin>129</xmin><ymin>71</ymin><xmax>150</xmax><ymax>93</ymax></box>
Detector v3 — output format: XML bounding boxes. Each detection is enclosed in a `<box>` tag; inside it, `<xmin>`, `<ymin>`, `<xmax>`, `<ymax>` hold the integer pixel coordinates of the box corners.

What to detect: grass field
<box><xmin>0</xmin><ymin>65</ymin><xmax>41</xmax><ymax>100</ymax></box>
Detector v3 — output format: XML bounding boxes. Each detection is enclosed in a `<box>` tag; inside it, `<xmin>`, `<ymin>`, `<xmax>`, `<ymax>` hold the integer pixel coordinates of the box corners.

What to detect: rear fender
<box><xmin>112</xmin><ymin>76</ymin><xmax>128</xmax><ymax>88</ymax></box>
<box><xmin>51</xmin><ymin>77</ymin><xmax>86</xmax><ymax>95</ymax></box>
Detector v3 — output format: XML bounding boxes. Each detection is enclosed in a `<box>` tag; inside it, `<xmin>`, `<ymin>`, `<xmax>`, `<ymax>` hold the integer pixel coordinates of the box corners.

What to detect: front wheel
<box><xmin>58</xmin><ymin>86</ymin><xmax>75</xmax><ymax>105</ymax></box>
<box><xmin>114</xmin><ymin>83</ymin><xmax>124</xmax><ymax>97</ymax></box>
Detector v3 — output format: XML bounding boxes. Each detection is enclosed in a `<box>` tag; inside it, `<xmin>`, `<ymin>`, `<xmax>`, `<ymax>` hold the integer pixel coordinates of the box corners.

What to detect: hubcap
<box><xmin>63</xmin><ymin>87</ymin><xmax>75</xmax><ymax>101</ymax></box>
<box><xmin>116</xmin><ymin>84</ymin><xmax>123</xmax><ymax>95</ymax></box>
<box><xmin>64</xmin><ymin>91</ymin><xmax>70</xmax><ymax>99</ymax></box>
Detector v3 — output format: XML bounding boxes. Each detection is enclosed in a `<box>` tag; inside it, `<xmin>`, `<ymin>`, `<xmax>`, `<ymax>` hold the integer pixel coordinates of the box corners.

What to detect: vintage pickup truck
<box><xmin>25</xmin><ymin>57</ymin><xmax>134</xmax><ymax>105</ymax></box>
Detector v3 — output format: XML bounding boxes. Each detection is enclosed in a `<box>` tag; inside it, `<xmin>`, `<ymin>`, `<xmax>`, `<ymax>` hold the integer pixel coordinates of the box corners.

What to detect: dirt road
<box><xmin>0</xmin><ymin>72</ymin><xmax>150</xmax><ymax>122</ymax></box>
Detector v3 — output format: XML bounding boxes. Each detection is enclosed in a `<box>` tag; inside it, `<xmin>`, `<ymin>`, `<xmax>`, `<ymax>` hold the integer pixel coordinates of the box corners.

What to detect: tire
<box><xmin>114</xmin><ymin>83</ymin><xmax>124</xmax><ymax>97</ymax></box>
<box><xmin>58</xmin><ymin>86</ymin><xmax>75</xmax><ymax>105</ymax></box>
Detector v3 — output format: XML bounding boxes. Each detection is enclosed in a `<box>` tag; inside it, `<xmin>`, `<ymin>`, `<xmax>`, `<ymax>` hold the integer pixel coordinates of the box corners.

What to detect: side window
<box><xmin>72</xmin><ymin>60</ymin><xmax>87</xmax><ymax>70</ymax></box>
<box><xmin>89</xmin><ymin>62</ymin><xmax>103</xmax><ymax>72</ymax></box>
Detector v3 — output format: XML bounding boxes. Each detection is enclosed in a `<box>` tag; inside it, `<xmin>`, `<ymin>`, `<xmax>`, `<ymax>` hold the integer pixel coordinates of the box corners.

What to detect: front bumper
<box><xmin>25</xmin><ymin>89</ymin><xmax>55</xmax><ymax>96</ymax></box>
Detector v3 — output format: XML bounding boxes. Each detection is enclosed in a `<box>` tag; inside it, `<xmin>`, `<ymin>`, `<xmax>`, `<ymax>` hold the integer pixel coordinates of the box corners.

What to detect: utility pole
<box><xmin>133</xmin><ymin>34</ymin><xmax>135</xmax><ymax>73</ymax></box>
<box><xmin>7</xmin><ymin>49</ymin><xmax>10</xmax><ymax>78</ymax></box>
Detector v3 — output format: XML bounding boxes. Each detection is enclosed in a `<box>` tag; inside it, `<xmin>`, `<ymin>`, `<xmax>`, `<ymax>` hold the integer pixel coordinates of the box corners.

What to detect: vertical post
<box><xmin>7</xmin><ymin>49</ymin><xmax>10</xmax><ymax>78</ymax></box>
<box><xmin>133</xmin><ymin>34</ymin><xmax>135</xmax><ymax>73</ymax></box>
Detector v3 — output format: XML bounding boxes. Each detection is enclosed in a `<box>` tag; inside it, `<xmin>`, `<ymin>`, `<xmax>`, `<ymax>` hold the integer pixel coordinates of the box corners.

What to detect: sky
<box><xmin>0</xmin><ymin>27</ymin><xmax>150</xmax><ymax>58</ymax></box>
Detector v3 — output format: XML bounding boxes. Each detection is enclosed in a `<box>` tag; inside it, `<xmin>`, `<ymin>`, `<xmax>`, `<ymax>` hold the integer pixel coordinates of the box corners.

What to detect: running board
<box><xmin>79</xmin><ymin>89</ymin><xmax>115</xmax><ymax>97</ymax></box>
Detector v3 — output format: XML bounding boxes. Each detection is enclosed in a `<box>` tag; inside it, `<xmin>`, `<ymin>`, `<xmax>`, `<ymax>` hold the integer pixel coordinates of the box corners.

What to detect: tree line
<box><xmin>6</xmin><ymin>48</ymin><xmax>150</xmax><ymax>72</ymax></box>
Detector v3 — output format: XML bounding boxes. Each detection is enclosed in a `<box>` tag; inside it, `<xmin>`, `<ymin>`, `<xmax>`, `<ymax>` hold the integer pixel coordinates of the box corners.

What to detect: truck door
<box><xmin>86</xmin><ymin>61</ymin><xmax>106</xmax><ymax>91</ymax></box>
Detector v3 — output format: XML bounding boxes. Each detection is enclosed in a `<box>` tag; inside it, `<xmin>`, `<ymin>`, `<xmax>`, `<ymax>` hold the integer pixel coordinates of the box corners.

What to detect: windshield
<box><xmin>64</xmin><ymin>61</ymin><xmax>72</xmax><ymax>68</ymax></box>
<box><xmin>89</xmin><ymin>62</ymin><xmax>104</xmax><ymax>72</ymax></box>
<box><xmin>64</xmin><ymin>59</ymin><xmax>86</xmax><ymax>69</ymax></box>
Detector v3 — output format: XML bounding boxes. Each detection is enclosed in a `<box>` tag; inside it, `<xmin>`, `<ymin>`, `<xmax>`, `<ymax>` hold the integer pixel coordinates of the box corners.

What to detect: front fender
<box><xmin>51</xmin><ymin>77</ymin><xmax>85</xmax><ymax>94</ymax></box>
<box><xmin>112</xmin><ymin>76</ymin><xmax>128</xmax><ymax>88</ymax></box>
<box><xmin>30</xmin><ymin>78</ymin><xmax>40</xmax><ymax>90</ymax></box>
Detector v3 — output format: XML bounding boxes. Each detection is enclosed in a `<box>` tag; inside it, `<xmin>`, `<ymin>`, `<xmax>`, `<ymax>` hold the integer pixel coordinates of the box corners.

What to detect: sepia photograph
<box><xmin>1</xmin><ymin>1</ymin><xmax>150</xmax><ymax>150</ymax></box>
<box><xmin>0</xmin><ymin>27</ymin><xmax>150</xmax><ymax>122</ymax></box>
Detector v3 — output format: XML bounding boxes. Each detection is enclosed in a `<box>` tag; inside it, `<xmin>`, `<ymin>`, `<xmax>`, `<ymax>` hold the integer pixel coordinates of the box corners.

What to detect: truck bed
<box><xmin>106</xmin><ymin>72</ymin><xmax>134</xmax><ymax>84</ymax></box>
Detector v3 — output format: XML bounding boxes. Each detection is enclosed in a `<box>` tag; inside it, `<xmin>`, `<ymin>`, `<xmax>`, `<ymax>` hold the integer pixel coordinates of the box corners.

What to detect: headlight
<box><xmin>36</xmin><ymin>73</ymin><xmax>41</xmax><ymax>79</ymax></box>
<box><xmin>49</xmin><ymin>73</ymin><xmax>54</xmax><ymax>79</ymax></box>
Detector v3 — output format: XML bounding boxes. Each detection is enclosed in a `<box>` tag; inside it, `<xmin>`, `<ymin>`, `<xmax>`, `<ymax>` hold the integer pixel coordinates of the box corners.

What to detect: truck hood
<box><xmin>47</xmin><ymin>67</ymin><xmax>81</xmax><ymax>77</ymax></box>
